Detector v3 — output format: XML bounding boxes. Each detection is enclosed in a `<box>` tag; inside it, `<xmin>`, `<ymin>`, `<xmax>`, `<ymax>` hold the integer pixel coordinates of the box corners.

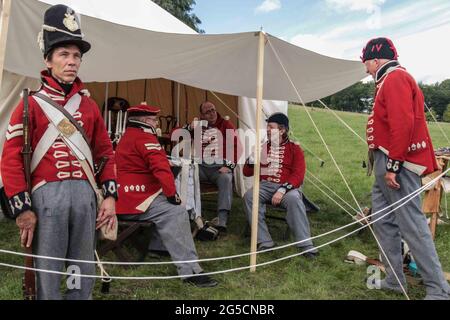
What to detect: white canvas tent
<box><xmin>1</xmin><ymin>0</ymin><xmax>366</xmax><ymax>100</ymax></box>
<box><xmin>0</xmin><ymin>0</ymin><xmax>366</xmax><ymax>186</ymax></box>
<box><xmin>0</xmin><ymin>0</ymin><xmax>367</xmax><ymax>263</ymax></box>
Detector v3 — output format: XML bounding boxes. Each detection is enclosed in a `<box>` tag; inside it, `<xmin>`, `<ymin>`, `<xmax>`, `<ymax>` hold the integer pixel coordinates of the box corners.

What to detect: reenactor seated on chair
<box><xmin>243</xmin><ymin>113</ymin><xmax>318</xmax><ymax>259</ymax></box>
<box><xmin>115</xmin><ymin>103</ymin><xmax>218</xmax><ymax>287</ymax></box>
<box><xmin>179</xmin><ymin>101</ymin><xmax>241</xmax><ymax>233</ymax></box>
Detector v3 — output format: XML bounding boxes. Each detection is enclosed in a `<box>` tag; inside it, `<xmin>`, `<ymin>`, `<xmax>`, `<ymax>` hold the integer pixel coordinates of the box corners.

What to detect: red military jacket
<box><xmin>1</xmin><ymin>71</ymin><xmax>117</xmax><ymax>217</ymax></box>
<box><xmin>243</xmin><ymin>138</ymin><xmax>306</xmax><ymax>191</ymax></box>
<box><xmin>178</xmin><ymin>113</ymin><xmax>241</xmax><ymax>168</ymax></box>
<box><xmin>115</xmin><ymin>121</ymin><xmax>176</xmax><ymax>215</ymax></box>
<box><xmin>366</xmin><ymin>61</ymin><xmax>438</xmax><ymax>175</ymax></box>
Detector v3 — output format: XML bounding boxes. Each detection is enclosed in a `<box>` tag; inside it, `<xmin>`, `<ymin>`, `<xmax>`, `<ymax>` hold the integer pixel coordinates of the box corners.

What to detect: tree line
<box><xmin>316</xmin><ymin>79</ymin><xmax>450</xmax><ymax>122</ymax></box>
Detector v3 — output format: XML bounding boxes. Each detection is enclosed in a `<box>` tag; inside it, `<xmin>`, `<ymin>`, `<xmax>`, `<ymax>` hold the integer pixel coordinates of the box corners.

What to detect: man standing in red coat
<box><xmin>1</xmin><ymin>5</ymin><xmax>117</xmax><ymax>299</ymax></box>
<box><xmin>243</xmin><ymin>113</ymin><xmax>317</xmax><ymax>257</ymax></box>
<box><xmin>362</xmin><ymin>37</ymin><xmax>450</xmax><ymax>299</ymax></box>
<box><xmin>115</xmin><ymin>104</ymin><xmax>217</xmax><ymax>287</ymax></box>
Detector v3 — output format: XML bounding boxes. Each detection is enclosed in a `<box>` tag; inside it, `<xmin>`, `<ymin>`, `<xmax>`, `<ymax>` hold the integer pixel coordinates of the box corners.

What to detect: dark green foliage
<box><xmin>152</xmin><ymin>0</ymin><xmax>204</xmax><ymax>33</ymax></box>
<box><xmin>317</xmin><ymin>79</ymin><xmax>450</xmax><ymax>121</ymax></box>
<box><xmin>420</xmin><ymin>81</ymin><xmax>450</xmax><ymax>121</ymax></box>
<box><xmin>319</xmin><ymin>81</ymin><xmax>375</xmax><ymax>113</ymax></box>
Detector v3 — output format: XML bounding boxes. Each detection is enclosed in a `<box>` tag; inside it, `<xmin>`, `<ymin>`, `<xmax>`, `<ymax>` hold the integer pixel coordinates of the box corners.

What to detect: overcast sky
<box><xmin>195</xmin><ymin>0</ymin><xmax>450</xmax><ymax>83</ymax></box>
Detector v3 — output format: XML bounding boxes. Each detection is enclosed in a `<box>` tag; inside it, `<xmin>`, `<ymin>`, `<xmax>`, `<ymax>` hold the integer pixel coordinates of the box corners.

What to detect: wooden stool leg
<box><xmin>97</xmin><ymin>223</ymin><xmax>140</xmax><ymax>256</ymax></box>
<box><xmin>430</xmin><ymin>212</ymin><xmax>438</xmax><ymax>240</ymax></box>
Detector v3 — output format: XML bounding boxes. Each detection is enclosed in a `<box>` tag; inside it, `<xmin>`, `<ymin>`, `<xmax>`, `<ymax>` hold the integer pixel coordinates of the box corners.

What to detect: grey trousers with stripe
<box><xmin>32</xmin><ymin>180</ymin><xmax>97</xmax><ymax>300</ymax></box>
<box><xmin>243</xmin><ymin>180</ymin><xmax>315</xmax><ymax>250</ymax></box>
<box><xmin>372</xmin><ymin>150</ymin><xmax>450</xmax><ymax>299</ymax></box>
<box><xmin>121</xmin><ymin>194</ymin><xmax>203</xmax><ymax>276</ymax></box>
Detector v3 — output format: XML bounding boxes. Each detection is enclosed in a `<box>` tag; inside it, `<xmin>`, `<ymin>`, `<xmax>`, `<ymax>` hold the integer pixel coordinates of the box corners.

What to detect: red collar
<box><xmin>40</xmin><ymin>70</ymin><xmax>84</xmax><ymax>101</ymax></box>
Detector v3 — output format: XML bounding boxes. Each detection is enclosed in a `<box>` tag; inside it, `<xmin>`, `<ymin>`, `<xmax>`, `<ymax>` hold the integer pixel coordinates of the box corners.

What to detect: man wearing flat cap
<box><xmin>242</xmin><ymin>113</ymin><xmax>318</xmax><ymax>258</ymax></box>
<box><xmin>1</xmin><ymin>5</ymin><xmax>117</xmax><ymax>299</ymax></box>
<box><xmin>362</xmin><ymin>37</ymin><xmax>450</xmax><ymax>299</ymax></box>
<box><xmin>115</xmin><ymin>104</ymin><xmax>218</xmax><ymax>288</ymax></box>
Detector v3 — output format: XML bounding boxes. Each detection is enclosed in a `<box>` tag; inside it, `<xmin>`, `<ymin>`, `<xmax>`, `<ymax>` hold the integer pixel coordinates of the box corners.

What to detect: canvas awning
<box><xmin>2</xmin><ymin>0</ymin><xmax>366</xmax><ymax>103</ymax></box>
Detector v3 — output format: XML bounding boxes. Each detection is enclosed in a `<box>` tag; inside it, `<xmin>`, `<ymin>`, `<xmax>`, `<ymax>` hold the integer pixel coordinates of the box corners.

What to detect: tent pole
<box><xmin>103</xmin><ymin>82</ymin><xmax>109</xmax><ymax>125</ymax></box>
<box><xmin>175</xmin><ymin>82</ymin><xmax>180</xmax><ymax>126</ymax></box>
<box><xmin>250</xmin><ymin>31</ymin><xmax>265</xmax><ymax>272</ymax></box>
<box><xmin>0</xmin><ymin>0</ymin><xmax>12</xmax><ymax>90</ymax></box>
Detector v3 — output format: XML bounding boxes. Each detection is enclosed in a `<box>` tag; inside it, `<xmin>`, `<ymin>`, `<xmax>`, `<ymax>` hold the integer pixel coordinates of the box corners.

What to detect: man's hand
<box><xmin>271</xmin><ymin>191</ymin><xmax>284</xmax><ymax>207</ymax></box>
<box><xmin>16</xmin><ymin>210</ymin><xmax>37</xmax><ymax>248</ymax></box>
<box><xmin>219</xmin><ymin>167</ymin><xmax>231</xmax><ymax>174</ymax></box>
<box><xmin>167</xmin><ymin>193</ymin><xmax>182</xmax><ymax>205</ymax></box>
<box><xmin>96</xmin><ymin>197</ymin><xmax>116</xmax><ymax>230</ymax></box>
<box><xmin>384</xmin><ymin>172</ymin><xmax>400</xmax><ymax>190</ymax></box>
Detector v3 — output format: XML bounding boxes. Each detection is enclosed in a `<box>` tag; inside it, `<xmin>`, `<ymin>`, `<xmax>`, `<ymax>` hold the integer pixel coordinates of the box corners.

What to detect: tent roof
<box><xmin>37</xmin><ymin>0</ymin><xmax>197</xmax><ymax>34</ymax></box>
<box><xmin>3</xmin><ymin>0</ymin><xmax>367</xmax><ymax>103</ymax></box>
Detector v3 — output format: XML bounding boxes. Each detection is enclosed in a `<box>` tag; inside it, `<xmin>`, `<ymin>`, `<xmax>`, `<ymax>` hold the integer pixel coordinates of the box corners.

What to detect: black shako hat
<box><xmin>38</xmin><ymin>4</ymin><xmax>91</xmax><ymax>58</ymax></box>
<box><xmin>361</xmin><ymin>37</ymin><xmax>398</xmax><ymax>62</ymax></box>
<box><xmin>266</xmin><ymin>112</ymin><xmax>289</xmax><ymax>129</ymax></box>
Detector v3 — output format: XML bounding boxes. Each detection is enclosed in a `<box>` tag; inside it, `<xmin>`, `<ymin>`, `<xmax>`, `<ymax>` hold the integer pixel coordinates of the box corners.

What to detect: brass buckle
<box><xmin>57</xmin><ymin>118</ymin><xmax>76</xmax><ymax>137</ymax></box>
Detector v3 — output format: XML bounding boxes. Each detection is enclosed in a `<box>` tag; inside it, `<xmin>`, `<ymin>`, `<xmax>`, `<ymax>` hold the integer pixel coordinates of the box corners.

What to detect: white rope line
<box><xmin>290</xmin><ymin>131</ymin><xmax>326</xmax><ymax>165</ymax></box>
<box><xmin>0</xmin><ymin>176</ymin><xmax>434</xmax><ymax>282</ymax></box>
<box><xmin>317</xmin><ymin>99</ymin><xmax>367</xmax><ymax>144</ymax></box>
<box><xmin>210</xmin><ymin>89</ymin><xmax>326</xmax><ymax>165</ymax></box>
<box><xmin>266</xmin><ymin>36</ymin><xmax>409</xmax><ymax>299</ymax></box>
<box><xmin>266</xmin><ymin>38</ymin><xmax>363</xmax><ymax>215</ymax></box>
<box><xmin>424</xmin><ymin>102</ymin><xmax>450</xmax><ymax>145</ymax></box>
<box><xmin>306</xmin><ymin>171</ymin><xmax>360</xmax><ymax>214</ymax></box>
<box><xmin>1</xmin><ymin>168</ymin><xmax>445</xmax><ymax>268</ymax></box>
<box><xmin>304</xmin><ymin>176</ymin><xmax>358</xmax><ymax>218</ymax></box>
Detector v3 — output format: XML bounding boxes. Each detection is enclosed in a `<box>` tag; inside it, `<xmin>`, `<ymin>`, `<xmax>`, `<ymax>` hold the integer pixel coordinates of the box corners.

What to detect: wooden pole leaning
<box><xmin>250</xmin><ymin>31</ymin><xmax>266</xmax><ymax>272</ymax></box>
<box><xmin>0</xmin><ymin>0</ymin><xmax>12</xmax><ymax>90</ymax></box>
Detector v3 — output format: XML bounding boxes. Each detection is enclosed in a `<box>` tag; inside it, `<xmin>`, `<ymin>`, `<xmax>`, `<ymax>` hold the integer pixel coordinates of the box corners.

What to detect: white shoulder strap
<box><xmin>31</xmin><ymin>91</ymin><xmax>83</xmax><ymax>173</ymax></box>
<box><xmin>33</xmin><ymin>91</ymin><xmax>94</xmax><ymax>171</ymax></box>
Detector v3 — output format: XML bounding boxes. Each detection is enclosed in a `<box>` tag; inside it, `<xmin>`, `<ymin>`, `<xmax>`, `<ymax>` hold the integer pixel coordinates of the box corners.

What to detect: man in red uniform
<box><xmin>242</xmin><ymin>113</ymin><xmax>317</xmax><ymax>257</ymax></box>
<box><xmin>115</xmin><ymin>104</ymin><xmax>218</xmax><ymax>287</ymax></box>
<box><xmin>181</xmin><ymin>101</ymin><xmax>240</xmax><ymax>232</ymax></box>
<box><xmin>1</xmin><ymin>5</ymin><xmax>117</xmax><ymax>299</ymax></box>
<box><xmin>362</xmin><ymin>37</ymin><xmax>450</xmax><ymax>299</ymax></box>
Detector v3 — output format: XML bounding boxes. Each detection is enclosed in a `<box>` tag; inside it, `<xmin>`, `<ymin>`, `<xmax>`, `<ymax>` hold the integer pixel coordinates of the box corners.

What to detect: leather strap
<box><xmin>33</xmin><ymin>92</ymin><xmax>91</xmax><ymax>149</ymax></box>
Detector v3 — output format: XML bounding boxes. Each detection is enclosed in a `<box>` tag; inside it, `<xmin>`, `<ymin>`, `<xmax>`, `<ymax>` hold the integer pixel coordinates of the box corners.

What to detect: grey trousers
<box><xmin>372</xmin><ymin>150</ymin><xmax>450</xmax><ymax>299</ymax></box>
<box><xmin>199</xmin><ymin>164</ymin><xmax>233</xmax><ymax>213</ymax></box>
<box><xmin>243</xmin><ymin>180</ymin><xmax>315</xmax><ymax>250</ymax></box>
<box><xmin>121</xmin><ymin>194</ymin><xmax>203</xmax><ymax>276</ymax></box>
<box><xmin>32</xmin><ymin>180</ymin><xmax>97</xmax><ymax>300</ymax></box>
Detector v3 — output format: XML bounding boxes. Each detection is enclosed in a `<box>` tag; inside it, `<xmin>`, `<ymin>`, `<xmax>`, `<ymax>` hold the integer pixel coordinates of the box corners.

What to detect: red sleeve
<box><xmin>135</xmin><ymin>135</ymin><xmax>176</xmax><ymax>197</ymax></box>
<box><xmin>88</xmin><ymin>98</ymin><xmax>116</xmax><ymax>183</ymax></box>
<box><xmin>287</xmin><ymin>145</ymin><xmax>306</xmax><ymax>188</ymax></box>
<box><xmin>383</xmin><ymin>73</ymin><xmax>415</xmax><ymax>162</ymax></box>
<box><xmin>243</xmin><ymin>162</ymin><xmax>254</xmax><ymax>177</ymax></box>
<box><xmin>1</xmin><ymin>99</ymin><xmax>29</xmax><ymax>198</ymax></box>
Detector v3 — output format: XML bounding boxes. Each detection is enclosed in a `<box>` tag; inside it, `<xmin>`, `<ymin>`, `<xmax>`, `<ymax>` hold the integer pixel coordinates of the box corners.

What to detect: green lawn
<box><xmin>1</xmin><ymin>105</ymin><xmax>449</xmax><ymax>300</ymax></box>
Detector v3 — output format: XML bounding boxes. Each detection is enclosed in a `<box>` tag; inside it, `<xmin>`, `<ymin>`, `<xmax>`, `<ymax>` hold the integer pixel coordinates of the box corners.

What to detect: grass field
<box><xmin>1</xmin><ymin>105</ymin><xmax>449</xmax><ymax>300</ymax></box>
